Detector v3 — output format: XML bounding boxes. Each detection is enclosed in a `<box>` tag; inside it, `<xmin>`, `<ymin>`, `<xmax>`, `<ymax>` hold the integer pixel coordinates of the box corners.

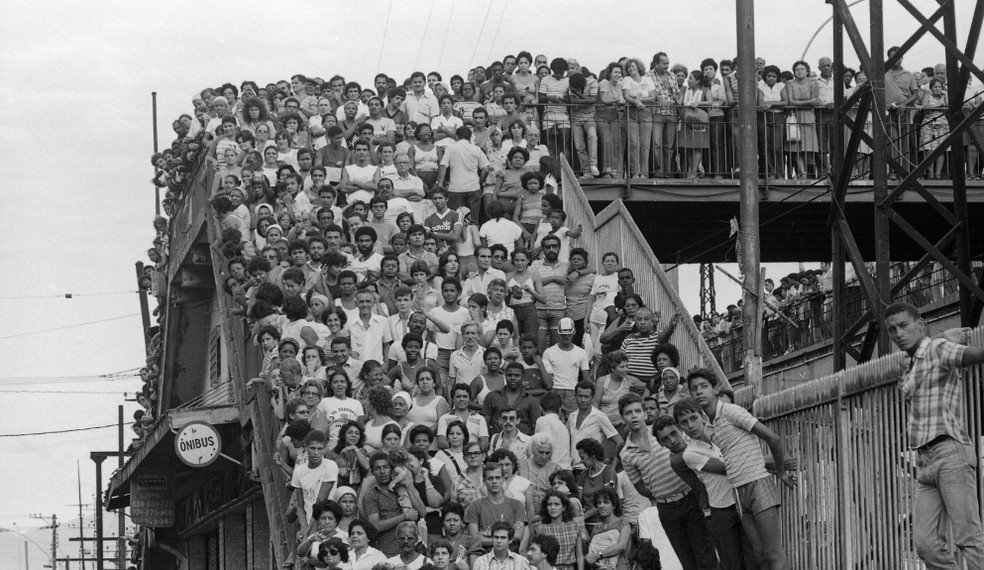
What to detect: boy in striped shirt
<box><xmin>688</xmin><ymin>368</ymin><xmax>793</xmax><ymax>570</ymax></box>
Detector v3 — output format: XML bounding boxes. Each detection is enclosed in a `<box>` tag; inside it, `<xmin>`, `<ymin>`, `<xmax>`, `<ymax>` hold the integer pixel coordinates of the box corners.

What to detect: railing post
<box><xmin>833</xmin><ymin>383</ymin><xmax>855</xmax><ymax>568</ymax></box>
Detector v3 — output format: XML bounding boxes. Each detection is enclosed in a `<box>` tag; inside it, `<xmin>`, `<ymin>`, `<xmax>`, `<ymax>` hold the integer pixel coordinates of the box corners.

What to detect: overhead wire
<box><xmin>376</xmin><ymin>0</ymin><xmax>394</xmax><ymax>72</ymax></box>
<box><xmin>436</xmin><ymin>0</ymin><xmax>457</xmax><ymax>71</ymax></box>
<box><xmin>0</xmin><ymin>423</ymin><xmax>134</xmax><ymax>438</ymax></box>
<box><xmin>485</xmin><ymin>0</ymin><xmax>510</xmax><ymax>63</ymax></box>
<box><xmin>0</xmin><ymin>314</ymin><xmax>140</xmax><ymax>341</ymax></box>
<box><xmin>469</xmin><ymin>0</ymin><xmax>496</xmax><ymax>67</ymax></box>
<box><xmin>0</xmin><ymin>291</ymin><xmax>138</xmax><ymax>300</ymax></box>
<box><xmin>414</xmin><ymin>0</ymin><xmax>437</xmax><ymax>70</ymax></box>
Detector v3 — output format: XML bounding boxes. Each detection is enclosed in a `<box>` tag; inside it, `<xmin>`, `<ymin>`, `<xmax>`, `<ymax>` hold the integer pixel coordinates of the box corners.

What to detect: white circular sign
<box><xmin>173</xmin><ymin>421</ymin><xmax>222</xmax><ymax>468</ymax></box>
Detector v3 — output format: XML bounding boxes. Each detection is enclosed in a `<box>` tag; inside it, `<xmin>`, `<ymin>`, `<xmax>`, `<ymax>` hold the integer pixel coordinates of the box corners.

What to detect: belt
<box><xmin>654</xmin><ymin>491</ymin><xmax>690</xmax><ymax>504</ymax></box>
<box><xmin>917</xmin><ymin>434</ymin><xmax>951</xmax><ymax>451</ymax></box>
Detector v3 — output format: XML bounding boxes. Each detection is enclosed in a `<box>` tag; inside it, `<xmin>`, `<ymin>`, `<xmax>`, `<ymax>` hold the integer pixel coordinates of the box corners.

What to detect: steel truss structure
<box><xmin>828</xmin><ymin>0</ymin><xmax>984</xmax><ymax>368</ymax></box>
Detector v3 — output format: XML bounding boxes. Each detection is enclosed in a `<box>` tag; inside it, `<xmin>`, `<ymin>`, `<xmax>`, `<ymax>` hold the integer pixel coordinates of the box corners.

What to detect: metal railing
<box><xmin>517</xmin><ymin>102</ymin><xmax>984</xmax><ymax>181</ymax></box>
<box><xmin>745</xmin><ymin>326</ymin><xmax>984</xmax><ymax>569</ymax></box>
<box><xmin>556</xmin><ymin>157</ymin><xmax>728</xmax><ymax>380</ymax></box>
<box><xmin>708</xmin><ymin>262</ymin><xmax>981</xmax><ymax>374</ymax></box>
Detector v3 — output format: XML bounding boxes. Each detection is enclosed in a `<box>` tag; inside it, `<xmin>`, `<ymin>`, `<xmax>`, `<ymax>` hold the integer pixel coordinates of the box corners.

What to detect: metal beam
<box><xmin>830</xmin><ymin>0</ymin><xmax>872</xmax><ymax>71</ymax></box>
<box><xmin>868</xmin><ymin>0</ymin><xmax>891</xmax><ymax>355</ymax></box>
<box><xmin>897</xmin><ymin>0</ymin><xmax>984</xmax><ymax>85</ymax></box>
<box><xmin>882</xmin><ymin>208</ymin><xmax>984</xmax><ymax>301</ymax></box>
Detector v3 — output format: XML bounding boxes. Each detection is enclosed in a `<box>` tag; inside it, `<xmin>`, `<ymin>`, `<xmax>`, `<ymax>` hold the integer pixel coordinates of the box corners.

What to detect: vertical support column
<box><xmin>831</xmin><ymin>0</ymin><xmax>847</xmax><ymax>372</ymax></box>
<box><xmin>834</xmin><ymin>387</ymin><xmax>856</xmax><ymax>568</ymax></box>
<box><xmin>152</xmin><ymin>92</ymin><xmax>160</xmax><ymax>216</ymax></box>
<box><xmin>942</xmin><ymin>1</ymin><xmax>973</xmax><ymax>326</ymax></box>
<box><xmin>92</xmin><ymin>454</ymin><xmax>105</xmax><ymax>570</ymax></box>
<box><xmin>736</xmin><ymin>0</ymin><xmax>762</xmax><ymax>394</ymax></box>
<box><xmin>868</xmin><ymin>0</ymin><xmax>891</xmax><ymax>354</ymax></box>
<box><xmin>117</xmin><ymin>406</ymin><xmax>126</xmax><ymax>570</ymax></box>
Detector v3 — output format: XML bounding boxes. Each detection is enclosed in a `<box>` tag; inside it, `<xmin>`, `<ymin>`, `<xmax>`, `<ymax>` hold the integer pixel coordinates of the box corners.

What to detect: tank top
<box><xmin>598</xmin><ymin>374</ymin><xmax>631</xmax><ymax>427</ymax></box>
<box><xmin>406</xmin><ymin>395</ymin><xmax>444</xmax><ymax>431</ymax></box>
<box><xmin>474</xmin><ymin>375</ymin><xmax>494</xmax><ymax>406</ymax></box>
<box><xmin>363</xmin><ymin>419</ymin><xmax>399</xmax><ymax>454</ymax></box>
<box><xmin>413</xmin><ymin>144</ymin><xmax>439</xmax><ymax>172</ymax></box>
<box><xmin>345</xmin><ymin>163</ymin><xmax>377</xmax><ymax>184</ymax></box>
<box><xmin>519</xmin><ymin>189</ymin><xmax>546</xmax><ymax>224</ymax></box>
<box><xmin>507</xmin><ymin>275</ymin><xmax>534</xmax><ymax>306</ymax></box>
<box><xmin>458</xmin><ymin>225</ymin><xmax>477</xmax><ymax>257</ymax></box>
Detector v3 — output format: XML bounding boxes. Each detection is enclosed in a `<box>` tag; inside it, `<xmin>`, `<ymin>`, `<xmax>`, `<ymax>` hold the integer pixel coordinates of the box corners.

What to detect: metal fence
<box><xmin>708</xmin><ymin>262</ymin><xmax>982</xmax><ymax>374</ymax></box>
<box><xmin>526</xmin><ymin>102</ymin><xmax>984</xmax><ymax>181</ymax></box>
<box><xmin>746</xmin><ymin>327</ymin><xmax>984</xmax><ymax>569</ymax></box>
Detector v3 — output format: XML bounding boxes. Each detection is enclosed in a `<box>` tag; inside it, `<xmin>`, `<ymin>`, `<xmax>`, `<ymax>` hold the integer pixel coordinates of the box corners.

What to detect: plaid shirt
<box><xmin>532</xmin><ymin>520</ymin><xmax>585</xmax><ymax>567</ymax></box>
<box><xmin>649</xmin><ymin>72</ymin><xmax>681</xmax><ymax>116</ymax></box>
<box><xmin>899</xmin><ymin>336</ymin><xmax>969</xmax><ymax>448</ymax></box>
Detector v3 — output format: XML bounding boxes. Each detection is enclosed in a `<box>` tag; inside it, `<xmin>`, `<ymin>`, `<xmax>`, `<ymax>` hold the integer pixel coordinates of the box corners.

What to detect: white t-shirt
<box><xmin>682</xmin><ymin>439</ymin><xmax>736</xmax><ymax>509</ymax></box>
<box><xmin>542</xmin><ymin>344</ymin><xmax>590</xmax><ymax>390</ymax></box>
<box><xmin>349</xmin><ymin>253</ymin><xmax>384</xmax><ymax>281</ymax></box>
<box><xmin>428</xmin><ymin>305</ymin><xmax>470</xmax><ymax>350</ymax></box>
<box><xmin>479</xmin><ymin>218</ymin><xmax>524</xmax><ymax>253</ymax></box>
<box><xmin>318</xmin><ymin>397</ymin><xmax>366</xmax><ymax>447</ymax></box>
<box><xmin>290</xmin><ymin>459</ymin><xmax>340</xmax><ymax>522</ymax></box>
<box><xmin>438</xmin><ymin>411</ymin><xmax>489</xmax><ymax>445</ymax></box>
<box><xmin>432</xmin><ymin>115</ymin><xmax>465</xmax><ymax>148</ymax></box>
<box><xmin>386</xmin><ymin>554</ymin><xmax>431</xmax><ymax>570</ymax></box>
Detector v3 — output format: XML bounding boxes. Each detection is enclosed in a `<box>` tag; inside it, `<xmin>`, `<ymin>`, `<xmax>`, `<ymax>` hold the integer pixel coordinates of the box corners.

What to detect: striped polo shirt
<box><xmin>620</xmin><ymin>332</ymin><xmax>661</xmax><ymax>379</ymax></box>
<box><xmin>708</xmin><ymin>401</ymin><xmax>769</xmax><ymax>487</ymax></box>
<box><xmin>620</xmin><ymin>432</ymin><xmax>690</xmax><ymax>500</ymax></box>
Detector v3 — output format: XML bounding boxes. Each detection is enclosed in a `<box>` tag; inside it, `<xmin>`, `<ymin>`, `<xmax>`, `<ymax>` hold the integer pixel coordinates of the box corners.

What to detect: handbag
<box><xmin>786</xmin><ymin>113</ymin><xmax>801</xmax><ymax>142</ymax></box>
<box><xmin>684</xmin><ymin>106</ymin><xmax>709</xmax><ymax>124</ymax></box>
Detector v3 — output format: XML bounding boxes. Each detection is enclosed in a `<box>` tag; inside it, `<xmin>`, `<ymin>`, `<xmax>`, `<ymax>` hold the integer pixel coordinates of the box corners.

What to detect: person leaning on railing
<box><xmin>883</xmin><ymin>303</ymin><xmax>984</xmax><ymax>568</ymax></box>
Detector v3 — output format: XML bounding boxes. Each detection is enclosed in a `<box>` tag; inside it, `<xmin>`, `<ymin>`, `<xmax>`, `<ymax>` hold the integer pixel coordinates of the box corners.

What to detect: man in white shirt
<box><xmin>349</xmin><ymin>289</ymin><xmax>389</xmax><ymax>363</ymax></box>
<box><xmin>349</xmin><ymin>227</ymin><xmax>384</xmax><ymax>283</ymax></box>
<box><xmin>542</xmin><ymin>318</ymin><xmax>590</xmax><ymax>419</ymax></box>
<box><xmin>533</xmin><ymin>391</ymin><xmax>572</xmax><ymax>470</ymax></box>
<box><xmin>462</xmin><ymin>246</ymin><xmax>507</xmax><ymax>299</ymax></box>
<box><xmin>404</xmin><ymin>71</ymin><xmax>439</xmax><ymax>125</ymax></box>
<box><xmin>436</xmin><ymin>126</ymin><xmax>491</xmax><ymax>215</ymax></box>
<box><xmin>566</xmin><ymin>381</ymin><xmax>622</xmax><ymax>471</ymax></box>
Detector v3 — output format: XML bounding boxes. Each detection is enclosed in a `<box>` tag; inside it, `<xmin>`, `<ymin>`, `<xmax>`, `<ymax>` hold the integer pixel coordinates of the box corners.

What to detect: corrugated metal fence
<box><xmin>750</xmin><ymin>329</ymin><xmax>984</xmax><ymax>569</ymax></box>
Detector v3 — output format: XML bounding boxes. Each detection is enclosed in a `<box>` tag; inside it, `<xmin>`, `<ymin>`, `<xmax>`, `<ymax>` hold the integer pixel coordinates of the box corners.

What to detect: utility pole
<box><xmin>735</xmin><ymin>0</ymin><xmax>763</xmax><ymax>395</ymax></box>
<box><xmin>90</xmin><ymin>450</ymin><xmax>124</xmax><ymax>570</ymax></box>
<box><xmin>117</xmin><ymin>405</ymin><xmax>126</xmax><ymax>570</ymax></box>
<box><xmin>30</xmin><ymin>513</ymin><xmax>58</xmax><ymax>568</ymax></box>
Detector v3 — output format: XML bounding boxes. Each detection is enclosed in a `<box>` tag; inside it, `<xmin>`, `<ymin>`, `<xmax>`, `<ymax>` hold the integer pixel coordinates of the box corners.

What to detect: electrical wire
<box><xmin>0</xmin><ymin>314</ymin><xmax>140</xmax><ymax>341</ymax></box>
<box><xmin>0</xmin><ymin>389</ymin><xmax>129</xmax><ymax>394</ymax></box>
<box><xmin>414</xmin><ymin>0</ymin><xmax>437</xmax><ymax>69</ymax></box>
<box><xmin>376</xmin><ymin>0</ymin><xmax>394</xmax><ymax>72</ymax></box>
<box><xmin>485</xmin><ymin>0</ymin><xmax>510</xmax><ymax>63</ymax></box>
<box><xmin>469</xmin><ymin>0</ymin><xmax>496</xmax><ymax>67</ymax></box>
<box><xmin>436</xmin><ymin>0</ymin><xmax>456</xmax><ymax>71</ymax></box>
<box><xmin>0</xmin><ymin>291</ymin><xmax>137</xmax><ymax>300</ymax></box>
<box><xmin>0</xmin><ymin>423</ymin><xmax>134</xmax><ymax>438</ymax></box>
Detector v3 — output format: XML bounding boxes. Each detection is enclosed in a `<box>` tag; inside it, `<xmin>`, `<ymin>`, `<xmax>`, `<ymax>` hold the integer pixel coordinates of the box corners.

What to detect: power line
<box><xmin>414</xmin><ymin>0</ymin><xmax>437</xmax><ymax>69</ymax></box>
<box><xmin>0</xmin><ymin>389</ymin><xmax>129</xmax><ymax>394</ymax></box>
<box><xmin>0</xmin><ymin>314</ymin><xmax>140</xmax><ymax>341</ymax></box>
<box><xmin>485</xmin><ymin>0</ymin><xmax>510</xmax><ymax>63</ymax></box>
<box><xmin>469</xmin><ymin>0</ymin><xmax>496</xmax><ymax>67</ymax></box>
<box><xmin>376</xmin><ymin>0</ymin><xmax>394</xmax><ymax>72</ymax></box>
<box><xmin>0</xmin><ymin>423</ymin><xmax>133</xmax><ymax>438</ymax></box>
<box><xmin>436</xmin><ymin>0</ymin><xmax>456</xmax><ymax>71</ymax></box>
<box><xmin>0</xmin><ymin>291</ymin><xmax>137</xmax><ymax>300</ymax></box>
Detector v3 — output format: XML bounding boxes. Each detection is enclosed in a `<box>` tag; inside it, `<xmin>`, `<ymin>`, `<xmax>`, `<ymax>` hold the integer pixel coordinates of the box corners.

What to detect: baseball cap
<box><xmin>558</xmin><ymin>317</ymin><xmax>576</xmax><ymax>334</ymax></box>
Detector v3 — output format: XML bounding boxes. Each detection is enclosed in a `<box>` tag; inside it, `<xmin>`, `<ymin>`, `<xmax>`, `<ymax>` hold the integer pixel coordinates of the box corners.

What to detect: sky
<box><xmin>0</xmin><ymin>0</ymin><xmax>979</xmax><ymax>567</ymax></box>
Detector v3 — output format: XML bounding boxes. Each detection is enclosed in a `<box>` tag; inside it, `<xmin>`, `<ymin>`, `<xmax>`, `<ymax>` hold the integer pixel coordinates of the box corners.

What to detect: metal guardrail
<box><xmin>504</xmin><ymin>102</ymin><xmax>984</xmax><ymax>181</ymax></box>
<box><xmin>708</xmin><ymin>262</ymin><xmax>981</xmax><ymax>375</ymax></box>
<box><xmin>746</xmin><ymin>327</ymin><xmax>984</xmax><ymax>569</ymax></box>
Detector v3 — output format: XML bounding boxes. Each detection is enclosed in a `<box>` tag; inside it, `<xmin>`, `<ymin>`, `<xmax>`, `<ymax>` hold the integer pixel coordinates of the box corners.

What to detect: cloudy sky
<box><xmin>0</xmin><ymin>0</ymin><xmax>977</xmax><ymax>566</ymax></box>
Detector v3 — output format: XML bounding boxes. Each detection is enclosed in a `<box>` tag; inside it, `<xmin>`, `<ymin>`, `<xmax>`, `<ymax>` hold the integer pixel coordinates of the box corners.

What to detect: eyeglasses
<box><xmin>398</xmin><ymin>536</ymin><xmax>417</xmax><ymax>542</ymax></box>
<box><xmin>327</xmin><ymin>547</ymin><xmax>341</xmax><ymax>556</ymax></box>
<box><xmin>466</xmin><ymin>451</ymin><xmax>484</xmax><ymax>457</ymax></box>
<box><xmin>302</xmin><ymin>391</ymin><xmax>320</xmax><ymax>396</ymax></box>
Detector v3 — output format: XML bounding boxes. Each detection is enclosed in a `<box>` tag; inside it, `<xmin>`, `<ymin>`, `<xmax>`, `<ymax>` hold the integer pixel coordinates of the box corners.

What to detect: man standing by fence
<box><xmin>884</xmin><ymin>302</ymin><xmax>984</xmax><ymax>569</ymax></box>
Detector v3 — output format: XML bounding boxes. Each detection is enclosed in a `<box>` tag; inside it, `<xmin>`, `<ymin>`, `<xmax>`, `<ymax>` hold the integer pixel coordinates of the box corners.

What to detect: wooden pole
<box><xmin>152</xmin><ymin>92</ymin><xmax>160</xmax><ymax>216</ymax></box>
<box><xmin>736</xmin><ymin>0</ymin><xmax>762</xmax><ymax>395</ymax></box>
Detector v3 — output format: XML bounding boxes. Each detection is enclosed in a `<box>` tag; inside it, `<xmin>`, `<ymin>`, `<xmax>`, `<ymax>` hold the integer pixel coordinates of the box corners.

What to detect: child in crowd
<box><xmin>289</xmin><ymin>430</ymin><xmax>339</xmax><ymax>527</ymax></box>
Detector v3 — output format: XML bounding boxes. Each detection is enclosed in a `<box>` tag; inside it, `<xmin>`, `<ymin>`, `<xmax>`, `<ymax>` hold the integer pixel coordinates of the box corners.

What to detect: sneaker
<box><xmin>590</xmin><ymin>165</ymin><xmax>600</xmax><ymax>176</ymax></box>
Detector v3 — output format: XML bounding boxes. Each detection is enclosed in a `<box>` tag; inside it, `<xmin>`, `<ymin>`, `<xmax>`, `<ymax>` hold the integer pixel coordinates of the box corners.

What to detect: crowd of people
<box><xmin>139</xmin><ymin>47</ymin><xmax>982</xmax><ymax>570</ymax></box>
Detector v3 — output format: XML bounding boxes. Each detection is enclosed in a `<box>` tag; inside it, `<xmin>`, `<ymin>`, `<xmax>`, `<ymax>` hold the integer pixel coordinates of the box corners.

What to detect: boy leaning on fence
<box><xmin>884</xmin><ymin>302</ymin><xmax>984</xmax><ymax>569</ymax></box>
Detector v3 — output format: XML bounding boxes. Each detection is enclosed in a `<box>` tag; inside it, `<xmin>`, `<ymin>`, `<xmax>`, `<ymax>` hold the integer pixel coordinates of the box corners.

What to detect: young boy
<box><xmin>290</xmin><ymin>430</ymin><xmax>339</xmax><ymax>527</ymax></box>
<box><xmin>689</xmin><ymin>368</ymin><xmax>793</xmax><ymax>570</ymax></box>
<box><xmin>518</xmin><ymin>334</ymin><xmax>548</xmax><ymax>397</ymax></box>
<box><xmin>533</xmin><ymin>209</ymin><xmax>582</xmax><ymax>261</ymax></box>
<box><xmin>491</xmin><ymin>320</ymin><xmax>519</xmax><ymax>362</ymax></box>
<box><xmin>663</xmin><ymin>399</ymin><xmax>758</xmax><ymax>570</ymax></box>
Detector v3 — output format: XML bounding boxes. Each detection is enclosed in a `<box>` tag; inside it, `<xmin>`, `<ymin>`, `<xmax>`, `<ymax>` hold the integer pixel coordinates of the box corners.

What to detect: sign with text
<box><xmin>131</xmin><ymin>469</ymin><xmax>175</xmax><ymax>527</ymax></box>
<box><xmin>174</xmin><ymin>421</ymin><xmax>222</xmax><ymax>468</ymax></box>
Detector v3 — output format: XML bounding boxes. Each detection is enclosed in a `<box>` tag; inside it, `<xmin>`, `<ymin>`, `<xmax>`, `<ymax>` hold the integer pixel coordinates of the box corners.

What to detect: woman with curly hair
<box><xmin>597</xmin><ymin>62</ymin><xmax>626</xmax><ymax>178</ymax></box>
<box><xmin>621</xmin><ymin>58</ymin><xmax>656</xmax><ymax>178</ymax></box>
<box><xmin>593</xmin><ymin>350</ymin><xmax>646</xmax><ymax>430</ymax></box>
<box><xmin>241</xmin><ymin>97</ymin><xmax>277</xmax><ymax>138</ymax></box>
<box><xmin>362</xmin><ymin>385</ymin><xmax>399</xmax><ymax>454</ymax></box>
<box><xmin>531</xmin><ymin>490</ymin><xmax>585</xmax><ymax>570</ymax></box>
<box><xmin>326</xmin><ymin>420</ymin><xmax>370</xmax><ymax>489</ymax></box>
<box><xmin>584</xmin><ymin>487</ymin><xmax>631</xmax><ymax>570</ymax></box>
<box><xmin>494</xmin><ymin>146</ymin><xmax>531</xmax><ymax>218</ymax></box>
<box><xmin>407</xmin><ymin>123</ymin><xmax>443</xmax><ymax>190</ymax></box>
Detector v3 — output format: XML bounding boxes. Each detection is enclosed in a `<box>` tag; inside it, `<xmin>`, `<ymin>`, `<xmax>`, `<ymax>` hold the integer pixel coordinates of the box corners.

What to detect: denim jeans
<box><xmin>913</xmin><ymin>437</ymin><xmax>984</xmax><ymax>569</ymax></box>
<box><xmin>710</xmin><ymin>506</ymin><xmax>761</xmax><ymax>570</ymax></box>
<box><xmin>656</xmin><ymin>492</ymin><xmax>719</xmax><ymax>570</ymax></box>
<box><xmin>572</xmin><ymin>118</ymin><xmax>598</xmax><ymax>172</ymax></box>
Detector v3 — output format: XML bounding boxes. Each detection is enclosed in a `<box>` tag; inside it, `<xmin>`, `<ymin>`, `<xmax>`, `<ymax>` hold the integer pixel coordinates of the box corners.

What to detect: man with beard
<box><xmin>350</xmin><ymin>227</ymin><xmax>383</xmax><ymax>283</ymax></box>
